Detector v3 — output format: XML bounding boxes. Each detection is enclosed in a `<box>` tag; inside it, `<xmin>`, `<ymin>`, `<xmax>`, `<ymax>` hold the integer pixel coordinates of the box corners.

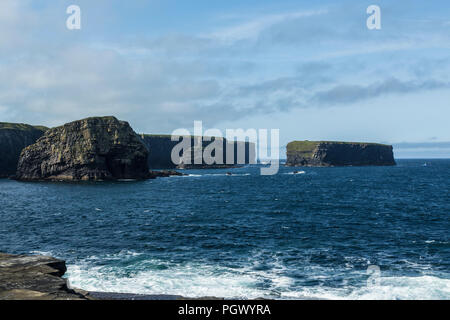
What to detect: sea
<box><xmin>0</xmin><ymin>159</ymin><xmax>449</xmax><ymax>300</ymax></box>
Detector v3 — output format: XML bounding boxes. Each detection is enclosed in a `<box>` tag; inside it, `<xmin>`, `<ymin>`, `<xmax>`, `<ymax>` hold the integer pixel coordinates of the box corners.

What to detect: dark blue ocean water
<box><xmin>1</xmin><ymin>159</ymin><xmax>449</xmax><ymax>299</ymax></box>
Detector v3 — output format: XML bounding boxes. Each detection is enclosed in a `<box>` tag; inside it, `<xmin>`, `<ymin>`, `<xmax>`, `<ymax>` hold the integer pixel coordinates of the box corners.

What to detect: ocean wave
<box><xmin>64</xmin><ymin>251</ymin><xmax>450</xmax><ymax>300</ymax></box>
<box><xmin>204</xmin><ymin>173</ymin><xmax>251</xmax><ymax>177</ymax></box>
<box><xmin>66</xmin><ymin>259</ymin><xmax>450</xmax><ymax>300</ymax></box>
<box><xmin>66</xmin><ymin>261</ymin><xmax>267</xmax><ymax>299</ymax></box>
<box><xmin>284</xmin><ymin>171</ymin><xmax>306</xmax><ymax>175</ymax></box>
<box><xmin>179</xmin><ymin>173</ymin><xmax>251</xmax><ymax>178</ymax></box>
<box><xmin>65</xmin><ymin>250</ymin><xmax>296</xmax><ymax>299</ymax></box>
<box><xmin>29</xmin><ymin>250</ymin><xmax>54</xmax><ymax>257</ymax></box>
<box><xmin>281</xmin><ymin>275</ymin><xmax>450</xmax><ymax>300</ymax></box>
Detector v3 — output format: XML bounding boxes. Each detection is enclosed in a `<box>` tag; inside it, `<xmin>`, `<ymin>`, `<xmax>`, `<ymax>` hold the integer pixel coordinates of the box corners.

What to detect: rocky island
<box><xmin>15</xmin><ymin>116</ymin><xmax>150</xmax><ymax>181</ymax></box>
<box><xmin>286</xmin><ymin>140</ymin><xmax>396</xmax><ymax>167</ymax></box>
<box><xmin>0</xmin><ymin>117</ymin><xmax>256</xmax><ymax>181</ymax></box>
<box><xmin>0</xmin><ymin>123</ymin><xmax>47</xmax><ymax>178</ymax></box>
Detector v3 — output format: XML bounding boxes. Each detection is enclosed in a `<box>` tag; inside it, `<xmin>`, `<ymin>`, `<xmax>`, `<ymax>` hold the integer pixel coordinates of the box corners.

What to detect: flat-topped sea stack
<box><xmin>286</xmin><ymin>141</ymin><xmax>396</xmax><ymax>167</ymax></box>
<box><xmin>142</xmin><ymin>134</ymin><xmax>256</xmax><ymax>169</ymax></box>
<box><xmin>0</xmin><ymin>123</ymin><xmax>47</xmax><ymax>178</ymax></box>
<box><xmin>16</xmin><ymin>116</ymin><xmax>150</xmax><ymax>181</ymax></box>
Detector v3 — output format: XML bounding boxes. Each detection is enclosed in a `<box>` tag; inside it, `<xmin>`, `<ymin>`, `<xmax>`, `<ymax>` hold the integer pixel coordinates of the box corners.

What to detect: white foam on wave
<box><xmin>284</xmin><ymin>171</ymin><xmax>306</xmax><ymax>175</ymax></box>
<box><xmin>204</xmin><ymin>173</ymin><xmax>251</xmax><ymax>177</ymax></box>
<box><xmin>65</xmin><ymin>251</ymin><xmax>294</xmax><ymax>299</ymax></box>
<box><xmin>67</xmin><ymin>261</ymin><xmax>267</xmax><ymax>298</ymax></box>
<box><xmin>281</xmin><ymin>275</ymin><xmax>450</xmax><ymax>300</ymax></box>
<box><xmin>178</xmin><ymin>173</ymin><xmax>251</xmax><ymax>178</ymax></box>
<box><xmin>64</xmin><ymin>251</ymin><xmax>450</xmax><ymax>300</ymax></box>
<box><xmin>29</xmin><ymin>250</ymin><xmax>54</xmax><ymax>257</ymax></box>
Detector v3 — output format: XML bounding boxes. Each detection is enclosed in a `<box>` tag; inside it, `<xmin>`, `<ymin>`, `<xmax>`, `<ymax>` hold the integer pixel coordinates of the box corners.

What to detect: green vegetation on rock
<box><xmin>15</xmin><ymin>116</ymin><xmax>149</xmax><ymax>181</ymax></box>
<box><xmin>287</xmin><ymin>140</ymin><xmax>390</xmax><ymax>151</ymax></box>
<box><xmin>286</xmin><ymin>140</ymin><xmax>395</xmax><ymax>167</ymax></box>
<box><xmin>0</xmin><ymin>122</ymin><xmax>48</xmax><ymax>132</ymax></box>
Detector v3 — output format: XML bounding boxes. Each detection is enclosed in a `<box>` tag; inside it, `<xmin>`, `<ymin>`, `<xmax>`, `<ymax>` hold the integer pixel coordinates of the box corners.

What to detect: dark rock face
<box><xmin>148</xmin><ymin>170</ymin><xmax>185</xmax><ymax>178</ymax></box>
<box><xmin>142</xmin><ymin>135</ymin><xmax>256</xmax><ymax>169</ymax></box>
<box><xmin>0</xmin><ymin>252</ymin><xmax>89</xmax><ymax>300</ymax></box>
<box><xmin>286</xmin><ymin>141</ymin><xmax>396</xmax><ymax>167</ymax></box>
<box><xmin>142</xmin><ymin>135</ymin><xmax>180</xmax><ymax>169</ymax></box>
<box><xmin>16</xmin><ymin>116</ymin><xmax>149</xmax><ymax>181</ymax></box>
<box><xmin>0</xmin><ymin>123</ymin><xmax>47</xmax><ymax>178</ymax></box>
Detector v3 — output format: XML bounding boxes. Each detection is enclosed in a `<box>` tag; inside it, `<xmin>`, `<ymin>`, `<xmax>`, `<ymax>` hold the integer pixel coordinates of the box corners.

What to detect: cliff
<box><xmin>16</xmin><ymin>116</ymin><xmax>150</xmax><ymax>181</ymax></box>
<box><xmin>142</xmin><ymin>134</ymin><xmax>256</xmax><ymax>169</ymax></box>
<box><xmin>0</xmin><ymin>123</ymin><xmax>47</xmax><ymax>178</ymax></box>
<box><xmin>286</xmin><ymin>141</ymin><xmax>396</xmax><ymax>167</ymax></box>
<box><xmin>0</xmin><ymin>252</ymin><xmax>89</xmax><ymax>300</ymax></box>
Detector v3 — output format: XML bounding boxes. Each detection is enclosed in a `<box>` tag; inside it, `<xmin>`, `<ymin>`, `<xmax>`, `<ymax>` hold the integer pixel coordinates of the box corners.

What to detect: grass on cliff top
<box><xmin>287</xmin><ymin>140</ymin><xmax>391</xmax><ymax>152</ymax></box>
<box><xmin>0</xmin><ymin>122</ymin><xmax>48</xmax><ymax>132</ymax></box>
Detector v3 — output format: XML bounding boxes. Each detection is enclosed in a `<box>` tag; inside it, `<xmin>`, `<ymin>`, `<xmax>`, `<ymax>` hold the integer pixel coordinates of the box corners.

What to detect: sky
<box><xmin>0</xmin><ymin>0</ymin><xmax>450</xmax><ymax>158</ymax></box>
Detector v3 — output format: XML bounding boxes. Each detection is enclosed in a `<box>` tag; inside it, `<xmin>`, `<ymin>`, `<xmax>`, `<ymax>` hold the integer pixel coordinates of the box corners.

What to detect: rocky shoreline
<box><xmin>0</xmin><ymin>252</ymin><xmax>90</xmax><ymax>300</ymax></box>
<box><xmin>0</xmin><ymin>252</ymin><xmax>223</xmax><ymax>300</ymax></box>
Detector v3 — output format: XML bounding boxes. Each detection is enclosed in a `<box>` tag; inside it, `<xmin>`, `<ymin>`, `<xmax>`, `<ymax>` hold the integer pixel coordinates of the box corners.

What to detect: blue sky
<box><xmin>1</xmin><ymin>0</ymin><xmax>450</xmax><ymax>158</ymax></box>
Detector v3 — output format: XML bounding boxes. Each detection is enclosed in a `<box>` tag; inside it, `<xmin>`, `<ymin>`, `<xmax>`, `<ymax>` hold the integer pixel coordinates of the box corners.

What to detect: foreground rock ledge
<box><xmin>15</xmin><ymin>116</ymin><xmax>150</xmax><ymax>181</ymax></box>
<box><xmin>0</xmin><ymin>252</ymin><xmax>90</xmax><ymax>300</ymax></box>
<box><xmin>0</xmin><ymin>252</ymin><xmax>222</xmax><ymax>300</ymax></box>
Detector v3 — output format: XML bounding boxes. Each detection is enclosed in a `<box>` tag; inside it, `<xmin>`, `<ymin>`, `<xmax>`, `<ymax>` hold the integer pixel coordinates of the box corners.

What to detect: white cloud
<box><xmin>0</xmin><ymin>0</ymin><xmax>449</xmax><ymax>142</ymax></box>
<box><xmin>207</xmin><ymin>10</ymin><xmax>327</xmax><ymax>43</ymax></box>
<box><xmin>0</xmin><ymin>1</ymin><xmax>35</xmax><ymax>50</ymax></box>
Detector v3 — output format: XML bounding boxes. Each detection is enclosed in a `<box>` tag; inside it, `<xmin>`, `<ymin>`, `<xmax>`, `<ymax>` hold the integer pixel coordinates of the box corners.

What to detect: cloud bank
<box><xmin>0</xmin><ymin>0</ymin><xmax>449</xmax><ymax>141</ymax></box>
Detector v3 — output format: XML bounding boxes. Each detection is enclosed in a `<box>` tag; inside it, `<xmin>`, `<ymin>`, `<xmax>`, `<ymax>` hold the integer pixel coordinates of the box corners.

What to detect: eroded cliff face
<box><xmin>142</xmin><ymin>135</ymin><xmax>256</xmax><ymax>169</ymax></box>
<box><xmin>16</xmin><ymin>116</ymin><xmax>149</xmax><ymax>181</ymax></box>
<box><xmin>0</xmin><ymin>123</ymin><xmax>47</xmax><ymax>178</ymax></box>
<box><xmin>286</xmin><ymin>141</ymin><xmax>396</xmax><ymax>167</ymax></box>
<box><xmin>142</xmin><ymin>135</ymin><xmax>179</xmax><ymax>169</ymax></box>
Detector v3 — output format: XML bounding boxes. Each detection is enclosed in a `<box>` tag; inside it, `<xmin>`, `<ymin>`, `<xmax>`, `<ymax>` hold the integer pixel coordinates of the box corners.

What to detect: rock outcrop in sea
<box><xmin>0</xmin><ymin>252</ymin><xmax>89</xmax><ymax>300</ymax></box>
<box><xmin>142</xmin><ymin>134</ymin><xmax>256</xmax><ymax>169</ymax></box>
<box><xmin>148</xmin><ymin>170</ymin><xmax>186</xmax><ymax>178</ymax></box>
<box><xmin>15</xmin><ymin>116</ymin><xmax>150</xmax><ymax>181</ymax></box>
<box><xmin>286</xmin><ymin>141</ymin><xmax>396</xmax><ymax>167</ymax></box>
<box><xmin>0</xmin><ymin>123</ymin><xmax>47</xmax><ymax>178</ymax></box>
